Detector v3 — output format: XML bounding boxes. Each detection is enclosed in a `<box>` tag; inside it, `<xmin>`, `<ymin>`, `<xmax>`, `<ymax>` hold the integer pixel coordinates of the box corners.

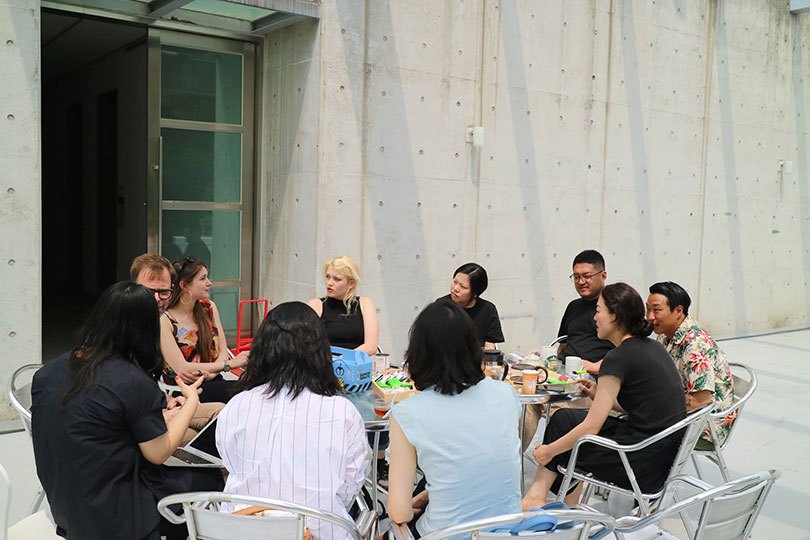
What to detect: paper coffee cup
<box><xmin>566</xmin><ymin>356</ymin><xmax>583</xmax><ymax>377</ymax></box>
<box><xmin>522</xmin><ymin>369</ymin><xmax>539</xmax><ymax>394</ymax></box>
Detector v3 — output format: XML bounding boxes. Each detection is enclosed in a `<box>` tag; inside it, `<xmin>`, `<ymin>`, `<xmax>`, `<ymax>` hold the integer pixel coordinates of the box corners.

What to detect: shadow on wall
<box><xmin>713</xmin><ymin>1</ymin><xmax>747</xmax><ymax>331</ymax></box>
<box><xmin>264</xmin><ymin>19</ymin><xmax>319</xmax><ymax>290</ymax></box>
<box><xmin>618</xmin><ymin>1</ymin><xmax>657</xmax><ymax>284</ymax></box>
<box><xmin>499</xmin><ymin>1</ymin><xmax>553</xmax><ymax>336</ymax></box>
<box><xmin>336</xmin><ymin>0</ymin><xmax>431</xmax><ymax>353</ymax></box>
<box><xmin>791</xmin><ymin>16</ymin><xmax>810</xmax><ymax>316</ymax></box>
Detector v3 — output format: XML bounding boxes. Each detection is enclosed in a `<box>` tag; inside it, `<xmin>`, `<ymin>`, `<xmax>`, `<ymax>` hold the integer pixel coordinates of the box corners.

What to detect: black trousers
<box><xmin>543</xmin><ymin>409</ymin><xmax>683</xmax><ymax>496</ymax></box>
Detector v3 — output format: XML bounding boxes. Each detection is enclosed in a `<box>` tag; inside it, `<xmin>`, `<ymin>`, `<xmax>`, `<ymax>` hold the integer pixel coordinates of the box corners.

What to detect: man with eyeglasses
<box><xmin>130</xmin><ymin>253</ymin><xmax>175</xmax><ymax>313</ymax></box>
<box><xmin>557</xmin><ymin>250</ymin><xmax>614</xmax><ymax>374</ymax></box>
<box><xmin>130</xmin><ymin>253</ymin><xmax>224</xmax><ymax>445</ymax></box>
<box><xmin>522</xmin><ymin>250</ymin><xmax>614</xmax><ymax>451</ymax></box>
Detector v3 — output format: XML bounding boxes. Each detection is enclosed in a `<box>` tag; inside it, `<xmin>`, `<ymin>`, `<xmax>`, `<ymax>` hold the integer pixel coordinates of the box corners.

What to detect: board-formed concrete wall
<box><xmin>0</xmin><ymin>0</ymin><xmax>40</xmax><ymax>421</ymax></box>
<box><xmin>262</xmin><ymin>0</ymin><xmax>810</xmax><ymax>360</ymax></box>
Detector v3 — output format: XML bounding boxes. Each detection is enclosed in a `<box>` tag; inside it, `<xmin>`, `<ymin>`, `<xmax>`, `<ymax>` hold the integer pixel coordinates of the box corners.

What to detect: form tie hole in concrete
<box><xmin>8</xmin><ymin>259</ymin><xmax>16</xmax><ymax>266</ymax></box>
<box><xmin>456</xmin><ymin>101</ymin><xmax>461</xmax><ymax>107</ymax></box>
<box><xmin>378</xmin><ymin>201</ymin><xmax>384</xmax><ymax>207</ymax></box>
<box><xmin>381</xmin><ymin>91</ymin><xmax>386</xmax><ymax>96</ymax></box>
<box><xmin>422</xmin><ymin>42</ymin><xmax>426</xmax><ymax>48</ymax></box>
<box><xmin>5</xmin><ymin>40</ymin><xmax>13</xmax><ymax>46</ymax></box>
<box><xmin>454</xmin><ymin>152</ymin><xmax>459</xmax><ymax>158</ymax></box>
<box><xmin>379</xmin><ymin>146</ymin><xmax>385</xmax><ymax>153</ymax></box>
<box><xmin>338</xmin><ymin>199</ymin><xmax>343</xmax><ymax>205</ymax></box>
<box><xmin>418</xmin><ymin>149</ymin><xmax>424</xmax><ymax>155</ymax></box>
<box><xmin>417</xmin><ymin>202</ymin><xmax>422</xmax><ymax>207</ymax></box>
<box><xmin>458</xmin><ymin>49</ymin><xmax>463</xmax><ymax>55</ymax></box>
<box><xmin>452</xmin><ymin>203</ymin><xmax>457</xmax><ymax>209</ymax></box>
<box><xmin>8</xmin><ymin>331</ymin><xmax>16</xmax><ymax>338</ymax></box>
<box><xmin>383</xmin><ymin>35</ymin><xmax>388</xmax><ymax>41</ymax></box>
<box><xmin>420</xmin><ymin>96</ymin><xmax>425</xmax><ymax>102</ymax></box>
<box><xmin>7</xmin><ymin>187</ymin><xmax>14</xmax><ymax>194</ymax></box>
<box><xmin>377</xmin><ymin>255</ymin><xmax>382</xmax><ymax>260</ymax></box>
<box><xmin>415</xmin><ymin>254</ymin><xmax>420</xmax><ymax>260</ymax></box>
<box><xmin>7</xmin><ymin>114</ymin><xmax>14</xmax><ymax>121</ymax></box>
<box><xmin>340</xmin><ymin>86</ymin><xmax>344</xmax><ymax>91</ymax></box>
<box><xmin>339</xmin><ymin>142</ymin><xmax>344</xmax><ymax>148</ymax></box>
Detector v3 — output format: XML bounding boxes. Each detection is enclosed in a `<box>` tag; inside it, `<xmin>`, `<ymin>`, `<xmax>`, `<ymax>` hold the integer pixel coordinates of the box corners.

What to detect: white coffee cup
<box><xmin>566</xmin><ymin>356</ymin><xmax>583</xmax><ymax>377</ymax></box>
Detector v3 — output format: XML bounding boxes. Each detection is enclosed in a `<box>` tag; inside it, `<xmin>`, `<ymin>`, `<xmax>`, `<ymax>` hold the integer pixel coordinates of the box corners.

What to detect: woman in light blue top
<box><xmin>388</xmin><ymin>301</ymin><xmax>522</xmax><ymax>538</ymax></box>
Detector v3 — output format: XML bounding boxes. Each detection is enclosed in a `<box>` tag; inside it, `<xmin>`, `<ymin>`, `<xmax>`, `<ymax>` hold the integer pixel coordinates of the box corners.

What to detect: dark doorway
<box><xmin>41</xmin><ymin>12</ymin><xmax>147</xmax><ymax>359</ymax></box>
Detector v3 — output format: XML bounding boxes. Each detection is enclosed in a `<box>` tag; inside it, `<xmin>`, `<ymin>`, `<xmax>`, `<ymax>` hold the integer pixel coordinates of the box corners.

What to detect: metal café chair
<box><xmin>556</xmin><ymin>405</ymin><xmax>714</xmax><ymax>517</ymax></box>
<box><xmin>7</xmin><ymin>364</ymin><xmax>46</xmax><ymax>516</ymax></box>
<box><xmin>389</xmin><ymin>507</ymin><xmax>616</xmax><ymax>540</ymax></box>
<box><xmin>614</xmin><ymin>469</ymin><xmax>779</xmax><ymax>540</ymax></box>
<box><xmin>158</xmin><ymin>492</ymin><xmax>377</xmax><ymax>540</ymax></box>
<box><xmin>0</xmin><ymin>463</ymin><xmax>61</xmax><ymax>540</ymax></box>
<box><xmin>691</xmin><ymin>362</ymin><xmax>758</xmax><ymax>483</ymax></box>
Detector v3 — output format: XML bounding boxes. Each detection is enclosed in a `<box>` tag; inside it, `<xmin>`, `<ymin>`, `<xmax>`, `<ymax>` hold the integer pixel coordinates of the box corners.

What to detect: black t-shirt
<box><xmin>438</xmin><ymin>294</ymin><xmax>505</xmax><ymax>346</ymax></box>
<box><xmin>31</xmin><ymin>353</ymin><xmax>180</xmax><ymax>540</ymax></box>
<box><xmin>321</xmin><ymin>296</ymin><xmax>365</xmax><ymax>349</ymax></box>
<box><xmin>557</xmin><ymin>297</ymin><xmax>614</xmax><ymax>362</ymax></box>
<box><xmin>598</xmin><ymin>337</ymin><xmax>687</xmax><ymax>434</ymax></box>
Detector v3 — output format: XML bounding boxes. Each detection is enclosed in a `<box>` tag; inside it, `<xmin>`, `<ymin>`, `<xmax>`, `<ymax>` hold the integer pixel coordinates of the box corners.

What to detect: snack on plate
<box><xmin>372</xmin><ymin>369</ymin><xmax>417</xmax><ymax>402</ymax></box>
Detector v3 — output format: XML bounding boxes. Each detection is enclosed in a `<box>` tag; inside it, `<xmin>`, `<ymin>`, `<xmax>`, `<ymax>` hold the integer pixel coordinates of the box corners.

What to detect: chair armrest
<box><xmin>548</xmin><ymin>335</ymin><xmax>568</xmax><ymax>347</ymax></box>
<box><xmin>389</xmin><ymin>522</ymin><xmax>415</xmax><ymax>540</ymax></box>
<box><xmin>355</xmin><ymin>508</ymin><xmax>378</xmax><ymax>539</ymax></box>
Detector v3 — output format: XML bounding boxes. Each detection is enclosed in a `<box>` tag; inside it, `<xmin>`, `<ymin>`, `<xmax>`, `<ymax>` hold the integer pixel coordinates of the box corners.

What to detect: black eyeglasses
<box><xmin>569</xmin><ymin>271</ymin><xmax>603</xmax><ymax>283</ymax></box>
<box><xmin>147</xmin><ymin>287</ymin><xmax>173</xmax><ymax>300</ymax></box>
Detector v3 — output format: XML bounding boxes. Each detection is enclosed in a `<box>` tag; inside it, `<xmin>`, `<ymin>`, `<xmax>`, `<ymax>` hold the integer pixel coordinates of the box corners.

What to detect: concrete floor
<box><xmin>2</xmin><ymin>329</ymin><xmax>809</xmax><ymax>538</ymax></box>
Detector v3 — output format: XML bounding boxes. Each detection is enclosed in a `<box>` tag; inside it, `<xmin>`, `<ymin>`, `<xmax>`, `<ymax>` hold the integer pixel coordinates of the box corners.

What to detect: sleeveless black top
<box><xmin>320</xmin><ymin>297</ymin><xmax>365</xmax><ymax>349</ymax></box>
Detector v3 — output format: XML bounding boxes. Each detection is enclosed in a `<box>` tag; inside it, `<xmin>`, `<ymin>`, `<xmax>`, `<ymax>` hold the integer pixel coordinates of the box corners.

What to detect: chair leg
<box><xmin>28</xmin><ymin>487</ymin><xmax>45</xmax><ymax>515</ymax></box>
<box><xmin>580</xmin><ymin>483</ymin><xmax>595</xmax><ymax>505</ymax></box>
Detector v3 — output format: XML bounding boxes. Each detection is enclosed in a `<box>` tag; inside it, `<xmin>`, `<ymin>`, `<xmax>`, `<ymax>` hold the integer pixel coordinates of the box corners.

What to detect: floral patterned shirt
<box><xmin>657</xmin><ymin>317</ymin><xmax>734</xmax><ymax>445</ymax></box>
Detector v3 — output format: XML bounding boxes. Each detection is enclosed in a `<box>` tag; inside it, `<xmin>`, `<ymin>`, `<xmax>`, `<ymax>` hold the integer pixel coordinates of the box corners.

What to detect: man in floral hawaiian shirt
<box><xmin>646</xmin><ymin>282</ymin><xmax>735</xmax><ymax>449</ymax></box>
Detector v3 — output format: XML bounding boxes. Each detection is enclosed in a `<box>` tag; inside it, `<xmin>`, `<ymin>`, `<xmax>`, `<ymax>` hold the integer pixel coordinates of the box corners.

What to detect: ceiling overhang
<box><xmin>42</xmin><ymin>0</ymin><xmax>319</xmax><ymax>39</ymax></box>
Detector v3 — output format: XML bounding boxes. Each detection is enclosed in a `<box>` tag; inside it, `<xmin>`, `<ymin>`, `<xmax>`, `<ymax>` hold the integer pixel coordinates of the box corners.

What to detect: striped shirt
<box><xmin>216</xmin><ymin>385</ymin><xmax>369</xmax><ymax>540</ymax></box>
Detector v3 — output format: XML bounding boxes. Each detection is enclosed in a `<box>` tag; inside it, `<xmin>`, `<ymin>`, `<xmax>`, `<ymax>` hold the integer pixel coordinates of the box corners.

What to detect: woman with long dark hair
<box><xmin>31</xmin><ymin>282</ymin><xmax>204</xmax><ymax>540</ymax></box>
<box><xmin>388</xmin><ymin>301</ymin><xmax>521</xmax><ymax>538</ymax></box>
<box><xmin>437</xmin><ymin>262</ymin><xmax>504</xmax><ymax>349</ymax></box>
<box><xmin>161</xmin><ymin>256</ymin><xmax>248</xmax><ymax>402</ymax></box>
<box><xmin>216</xmin><ymin>301</ymin><xmax>368</xmax><ymax>540</ymax></box>
<box><xmin>522</xmin><ymin>282</ymin><xmax>687</xmax><ymax>509</ymax></box>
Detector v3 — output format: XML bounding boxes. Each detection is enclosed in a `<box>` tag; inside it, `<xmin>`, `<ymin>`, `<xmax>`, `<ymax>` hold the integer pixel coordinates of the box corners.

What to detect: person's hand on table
<box><xmin>582</xmin><ymin>360</ymin><xmax>602</xmax><ymax>375</ymax></box>
<box><xmin>577</xmin><ymin>378</ymin><xmax>597</xmax><ymax>399</ymax></box>
<box><xmin>532</xmin><ymin>444</ymin><xmax>555</xmax><ymax>466</ymax></box>
<box><xmin>411</xmin><ymin>490</ymin><xmax>429</xmax><ymax>514</ymax></box>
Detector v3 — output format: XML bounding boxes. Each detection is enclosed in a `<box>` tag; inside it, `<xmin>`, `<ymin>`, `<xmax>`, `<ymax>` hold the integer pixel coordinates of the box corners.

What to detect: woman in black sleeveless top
<box><xmin>306</xmin><ymin>255</ymin><xmax>379</xmax><ymax>356</ymax></box>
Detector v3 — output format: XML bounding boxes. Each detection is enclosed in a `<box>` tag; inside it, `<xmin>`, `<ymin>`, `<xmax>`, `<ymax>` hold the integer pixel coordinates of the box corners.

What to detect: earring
<box><xmin>180</xmin><ymin>290</ymin><xmax>193</xmax><ymax>305</ymax></box>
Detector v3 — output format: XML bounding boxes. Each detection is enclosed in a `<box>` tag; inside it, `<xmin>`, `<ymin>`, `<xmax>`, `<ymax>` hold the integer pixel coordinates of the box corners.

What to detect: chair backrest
<box><xmin>665</xmin><ymin>405</ymin><xmax>714</xmax><ymax>484</ymax></box>
<box><xmin>418</xmin><ymin>509</ymin><xmax>616</xmax><ymax>540</ymax></box>
<box><xmin>712</xmin><ymin>362</ymin><xmax>757</xmax><ymax>449</ymax></box>
<box><xmin>7</xmin><ymin>364</ymin><xmax>41</xmax><ymax>437</ymax></box>
<box><xmin>616</xmin><ymin>470</ymin><xmax>779</xmax><ymax>540</ymax></box>
<box><xmin>0</xmin><ymin>463</ymin><xmax>10</xmax><ymax>540</ymax></box>
<box><xmin>158</xmin><ymin>492</ymin><xmax>363</xmax><ymax>540</ymax></box>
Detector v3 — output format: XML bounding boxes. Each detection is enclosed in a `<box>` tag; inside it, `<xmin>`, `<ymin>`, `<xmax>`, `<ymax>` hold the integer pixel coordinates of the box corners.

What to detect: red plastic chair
<box><xmin>232</xmin><ymin>299</ymin><xmax>269</xmax><ymax>355</ymax></box>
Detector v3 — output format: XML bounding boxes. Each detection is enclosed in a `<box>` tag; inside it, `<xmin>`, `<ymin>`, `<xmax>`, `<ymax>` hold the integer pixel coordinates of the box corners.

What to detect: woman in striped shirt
<box><xmin>216</xmin><ymin>301</ymin><xmax>369</xmax><ymax>540</ymax></box>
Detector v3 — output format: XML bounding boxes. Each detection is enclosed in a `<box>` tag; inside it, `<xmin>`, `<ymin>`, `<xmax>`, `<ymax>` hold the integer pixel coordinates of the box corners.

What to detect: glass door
<box><xmin>147</xmin><ymin>29</ymin><xmax>255</xmax><ymax>339</ymax></box>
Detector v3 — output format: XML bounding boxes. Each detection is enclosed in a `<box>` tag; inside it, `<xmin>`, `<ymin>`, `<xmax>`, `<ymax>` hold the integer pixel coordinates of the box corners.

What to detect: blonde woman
<box><xmin>307</xmin><ymin>255</ymin><xmax>379</xmax><ymax>356</ymax></box>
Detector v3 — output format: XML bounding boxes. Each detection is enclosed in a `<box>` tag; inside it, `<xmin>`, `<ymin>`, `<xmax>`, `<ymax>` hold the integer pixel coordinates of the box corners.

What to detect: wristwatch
<box><xmin>222</xmin><ymin>362</ymin><xmax>231</xmax><ymax>373</ymax></box>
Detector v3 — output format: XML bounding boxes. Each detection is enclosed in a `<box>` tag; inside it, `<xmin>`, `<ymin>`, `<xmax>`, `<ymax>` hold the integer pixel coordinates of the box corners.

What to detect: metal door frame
<box><xmin>147</xmin><ymin>28</ymin><xmax>256</xmax><ymax>338</ymax></box>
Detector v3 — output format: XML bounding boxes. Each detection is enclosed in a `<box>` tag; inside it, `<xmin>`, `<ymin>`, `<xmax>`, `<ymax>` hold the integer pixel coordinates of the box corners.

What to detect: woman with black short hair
<box><xmin>216</xmin><ymin>301</ymin><xmax>368</xmax><ymax>540</ymax></box>
<box><xmin>437</xmin><ymin>262</ymin><xmax>504</xmax><ymax>349</ymax></box>
<box><xmin>31</xmin><ymin>282</ymin><xmax>207</xmax><ymax>540</ymax></box>
<box><xmin>388</xmin><ymin>301</ymin><xmax>521</xmax><ymax>538</ymax></box>
<box><xmin>522</xmin><ymin>282</ymin><xmax>687</xmax><ymax>509</ymax></box>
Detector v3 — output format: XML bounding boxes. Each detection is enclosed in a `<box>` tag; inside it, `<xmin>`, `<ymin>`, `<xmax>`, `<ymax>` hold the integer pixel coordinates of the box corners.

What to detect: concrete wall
<box><xmin>0</xmin><ymin>0</ymin><xmax>40</xmax><ymax>422</ymax></box>
<box><xmin>269</xmin><ymin>0</ymin><xmax>810</xmax><ymax>360</ymax></box>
